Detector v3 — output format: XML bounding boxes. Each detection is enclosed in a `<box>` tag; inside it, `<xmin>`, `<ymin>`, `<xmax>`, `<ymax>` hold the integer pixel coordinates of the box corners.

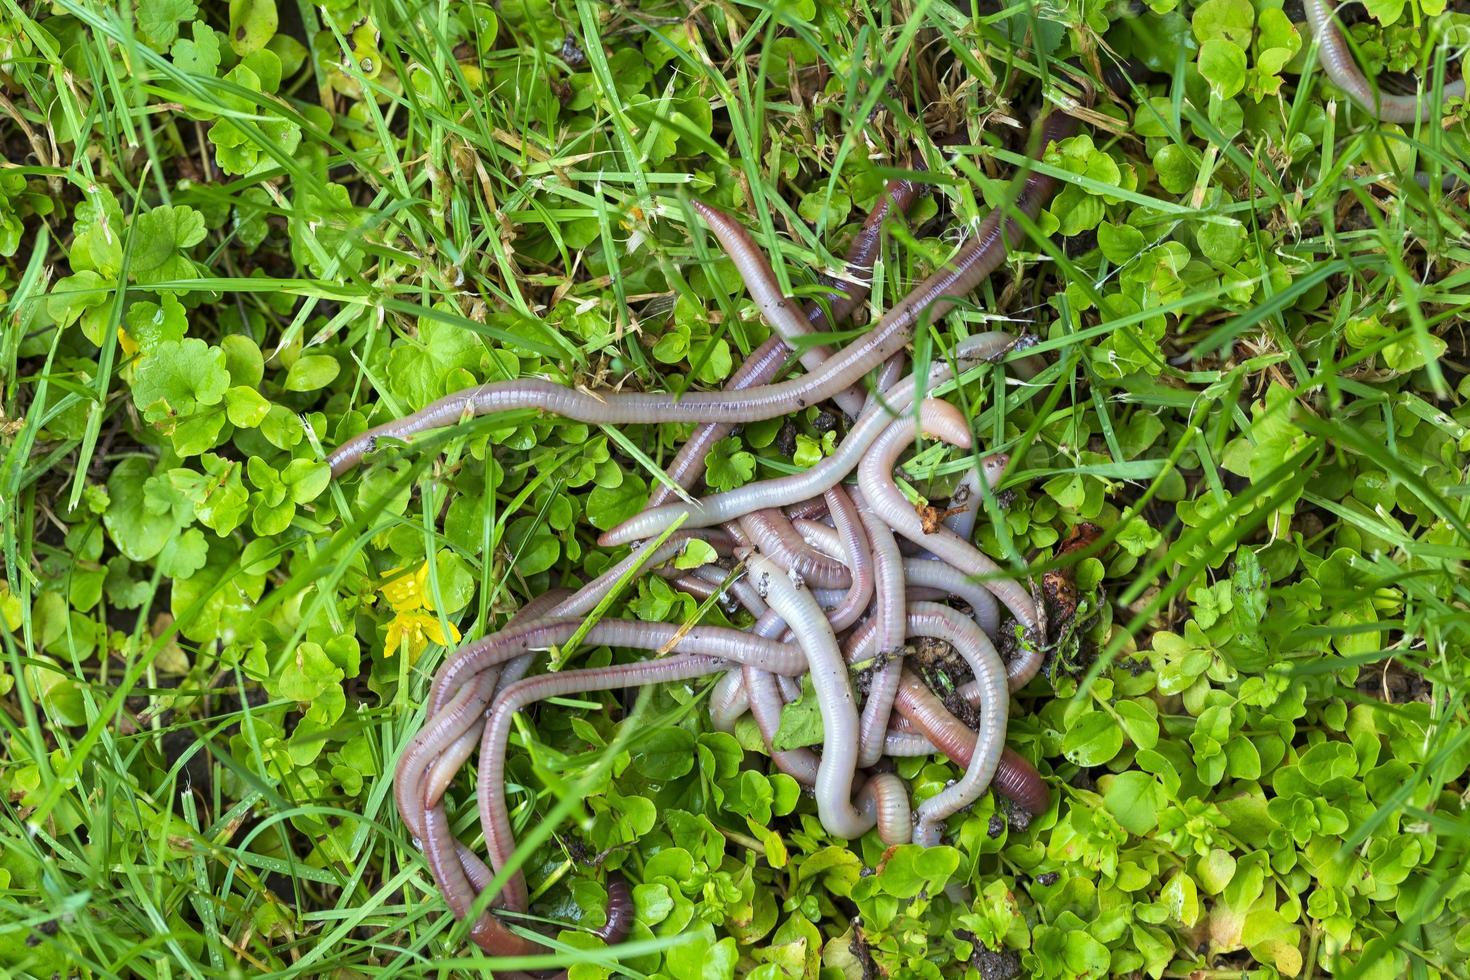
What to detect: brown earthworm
<box><xmin>327</xmin><ymin>118</ymin><xmax>1071</xmax><ymax>477</ymax></box>
<box><xmin>477</xmin><ymin>655</ymin><xmax>728</xmax><ymax>949</ymax></box>
<box><xmin>1304</xmin><ymin>0</ymin><xmax>1464</xmax><ymax>123</ymax></box>
<box><xmin>648</xmin><ymin>179</ymin><xmax>923</xmax><ymax>507</ymax></box>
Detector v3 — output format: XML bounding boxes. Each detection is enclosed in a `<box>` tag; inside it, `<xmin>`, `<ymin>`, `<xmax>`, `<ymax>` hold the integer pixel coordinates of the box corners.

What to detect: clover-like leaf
<box><xmin>131</xmin><ymin>338</ymin><xmax>230</xmax><ymax>422</ymax></box>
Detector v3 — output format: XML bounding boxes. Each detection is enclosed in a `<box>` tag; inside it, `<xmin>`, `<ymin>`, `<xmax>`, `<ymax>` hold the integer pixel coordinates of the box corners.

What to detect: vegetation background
<box><xmin>2</xmin><ymin>0</ymin><xmax>1468</xmax><ymax>977</ymax></box>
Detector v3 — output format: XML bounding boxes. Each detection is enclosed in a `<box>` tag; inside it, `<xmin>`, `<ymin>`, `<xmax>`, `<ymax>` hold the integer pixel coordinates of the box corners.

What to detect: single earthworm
<box><xmin>708</xmin><ymin>669</ymin><xmax>749</xmax><ymax>732</ymax></box>
<box><xmin>785</xmin><ymin>496</ymin><xmax>831</xmax><ymax>521</ymax></box>
<box><xmin>1304</xmin><ymin>0</ymin><xmax>1465</xmax><ymax>124</ymax></box>
<box><xmin>861</xmin><ymin>353</ymin><xmax>909</xmax><ymax>416</ymax></box>
<box><xmin>691</xmin><ymin>202</ymin><xmax>843</xmax><ymax>386</ymax></box>
<box><xmin>477</xmin><ymin>655</ymin><xmax>727</xmax><ymax>945</ymax></box>
<box><xmin>327</xmin><ymin>117</ymin><xmax>1071</xmax><ymax>477</ymax></box>
<box><xmin>744</xmin><ymin>553</ymin><xmax>871</xmax><ymax>838</ymax></box>
<box><xmin>883</xmin><ymin>729</ymin><xmax>942</xmax><ymax>757</ymax></box>
<box><xmin>892</xmin><ymin>673</ymin><xmax>1051</xmax><ymax>815</ymax></box>
<box><xmin>814</xmin><ymin>487</ymin><xmax>874</xmax><ymax>631</ymax></box>
<box><xmin>776</xmin><ymin>672</ymin><xmax>804</xmax><ymax>702</ymax></box>
<box><xmin>902</xmin><ymin>557</ymin><xmax>1003</xmax><ymax>644</ymax></box>
<box><xmin>991</xmin><ymin>749</ymin><xmax>1052</xmax><ymax>816</ymax></box>
<box><xmin>647</xmin><ymin>180</ymin><xmax>921</xmax><ymax>507</ymax></box>
<box><xmin>670</xmin><ymin>574</ymin><xmax>721</xmax><ymax>601</ymax></box>
<box><xmin>940</xmin><ymin>464</ymin><xmax>990</xmax><ymax>542</ymax></box>
<box><xmin>864</xmin><ymin>771</ymin><xmax>914</xmax><ymax>845</ymax></box>
<box><xmin>856</xmin><ymin>411</ymin><xmax>1040</xmax><ymax>636</ymax></box>
<box><xmin>854</xmin><ymin>500</ymin><xmax>906</xmax><ymax>768</ymax></box>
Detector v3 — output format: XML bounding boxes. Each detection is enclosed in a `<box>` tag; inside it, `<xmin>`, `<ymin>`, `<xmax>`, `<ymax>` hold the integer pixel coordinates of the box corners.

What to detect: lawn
<box><xmin>2</xmin><ymin>0</ymin><xmax>1469</xmax><ymax>977</ymax></box>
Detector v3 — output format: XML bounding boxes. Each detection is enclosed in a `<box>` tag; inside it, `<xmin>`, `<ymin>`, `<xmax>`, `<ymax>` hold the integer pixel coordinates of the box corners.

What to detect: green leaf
<box><xmin>276</xmin><ymin>641</ymin><xmax>345</xmax><ymax>702</ymax></box>
<box><xmin>229</xmin><ymin>0</ymin><xmax>277</xmax><ymax>56</ymax></box>
<box><xmin>104</xmin><ymin>457</ymin><xmax>192</xmax><ymax>562</ymax></box>
<box><xmin>632</xmin><ymin>727</ymin><xmax>696</xmax><ymax>780</ymax></box>
<box><xmin>586</xmin><ymin>477</ymin><xmax>649</xmax><ymax>531</ymax></box>
<box><xmin>1197</xmin><ymin>39</ymin><xmax>1247</xmax><ymax>101</ymax></box>
<box><xmin>674</xmin><ymin>538</ymin><xmax>718</xmax><ymax>571</ymax></box>
<box><xmin>131</xmin><ymin>338</ymin><xmax>230</xmax><ymax>422</ymax></box>
<box><xmin>130</xmin><ymin>204</ymin><xmax>206</xmax><ymax>279</ymax></box>
<box><xmin>1160</xmin><ymin>871</ymin><xmax>1201</xmax><ymax>927</ymax></box>
<box><xmin>124</xmin><ymin>294</ymin><xmax>188</xmax><ymax>353</ymax></box>
<box><xmin>225</xmin><ymin>386</ymin><xmax>270</xmax><ymax>427</ymax></box>
<box><xmin>283</xmin><ymin>353</ymin><xmax>340</xmax><ymax>392</ymax></box>
<box><xmin>136</xmin><ymin>0</ymin><xmax>198</xmax><ymax>49</ymax></box>
<box><xmin>1061</xmin><ymin>710</ymin><xmax>1124</xmax><ymax>767</ymax></box>
<box><xmin>47</xmin><ymin>271</ymin><xmax>111</xmax><ymax>330</ymax></box>
<box><xmin>1115</xmin><ymin>700</ymin><xmax>1160</xmax><ymax>750</ymax></box>
<box><xmin>705</xmin><ymin>436</ymin><xmax>756</xmax><ymax>493</ymax></box>
<box><xmin>386</xmin><ymin>314</ymin><xmax>485</xmax><ymax>409</ymax></box>
<box><xmin>1241</xmin><ymin>907</ymin><xmax>1303</xmax><ymax>976</ymax></box>
<box><xmin>771</xmin><ymin>678</ymin><xmax>823</xmax><ymax>751</ymax></box>
<box><xmin>1191</xmin><ymin>0</ymin><xmax>1253</xmax><ymax>45</ymax></box>
<box><xmin>1102</xmin><ymin>772</ymin><xmax>1161</xmax><ymax>835</ymax></box>
<box><xmin>171</xmin><ymin>21</ymin><xmax>221</xmax><ymax>75</ymax></box>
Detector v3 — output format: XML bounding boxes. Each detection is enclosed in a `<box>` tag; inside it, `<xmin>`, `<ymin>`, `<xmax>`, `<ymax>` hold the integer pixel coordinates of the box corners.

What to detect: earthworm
<box><xmin>751</xmin><ymin>487</ymin><xmax>873</xmax><ymax>635</ymax></box>
<box><xmin>856</xmin><ymin>410</ymin><xmax>1040</xmax><ymax>635</ymax></box>
<box><xmin>902</xmin><ymin>557</ymin><xmax>1003</xmax><ymax>645</ymax></box>
<box><xmin>389</xmin><ymin>109</ymin><xmax>1080</xmax><ymax>959</ymax></box>
<box><xmin>398</xmin><ymin>590</ymin><xmax>573</xmax><ymax>906</ymax></box>
<box><xmin>708</xmin><ymin>669</ymin><xmax>749</xmax><ymax>732</ymax></box>
<box><xmin>785</xmin><ymin>496</ymin><xmax>831</xmax><ymax>521</ymax></box>
<box><xmin>1304</xmin><ymin>0</ymin><xmax>1465</xmax><ymax>123</ymax></box>
<box><xmin>691</xmin><ymin>202</ymin><xmax>844</xmax><ymax>394</ymax></box>
<box><xmin>601</xmin><ymin>397</ymin><xmax>965</xmax><ymax>546</ymax></box>
<box><xmin>907</xmin><ymin>605</ymin><xmax>1008</xmax><ymax>845</ymax></box>
<box><xmin>602</xmin><ymin>328</ymin><xmax>1030</xmax><ymax>546</ymax></box>
<box><xmin>892</xmin><ymin>673</ymin><xmax>1051</xmax><ymax>815</ymax></box>
<box><xmin>843</xmin><ymin>603</ymin><xmax>1008</xmax><ymax>842</ymax></box>
<box><xmin>940</xmin><ymin>464</ymin><xmax>990</xmax><ymax>542</ymax></box>
<box><xmin>793</xmin><ymin>497</ymin><xmax>1009</xmax><ymax>642</ymax></box>
<box><xmin>738</xmin><ymin>656</ymin><xmax>911</xmax><ymax>844</ymax></box>
<box><xmin>744</xmin><ymin>553</ymin><xmax>871</xmax><ymax>838</ymax></box>
<box><xmin>428</xmin><ymin>617</ymin><xmax>809</xmax><ymax>722</ymax></box>
<box><xmin>327</xmin><ymin>117</ymin><xmax>1071</xmax><ymax>477</ymax></box>
<box><xmin>478</xmin><ymin>655</ymin><xmax>727</xmax><ymax>944</ymax></box>
<box><xmin>650</xmin><ymin>178</ymin><xmax>924</xmax><ymax>508</ymax></box>
<box><xmin>738</xmin><ymin>509</ymin><xmax>854</xmax><ymax>588</ymax></box>
<box><xmin>854</xmin><ymin>499</ymin><xmax>906</xmax><ymax>767</ymax></box>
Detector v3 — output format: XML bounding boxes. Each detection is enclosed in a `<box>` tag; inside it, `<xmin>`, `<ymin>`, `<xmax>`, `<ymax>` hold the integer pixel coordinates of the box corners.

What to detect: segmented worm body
<box><xmin>1304</xmin><ymin>0</ymin><xmax>1464</xmax><ymax>123</ymax></box>
<box><xmin>348</xmin><ymin>111</ymin><xmax>1088</xmax><ymax>969</ymax></box>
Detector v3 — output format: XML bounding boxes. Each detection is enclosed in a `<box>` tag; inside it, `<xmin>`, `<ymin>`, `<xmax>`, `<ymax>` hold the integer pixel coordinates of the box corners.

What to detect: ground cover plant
<box><xmin>2</xmin><ymin>0</ymin><xmax>1469</xmax><ymax>977</ymax></box>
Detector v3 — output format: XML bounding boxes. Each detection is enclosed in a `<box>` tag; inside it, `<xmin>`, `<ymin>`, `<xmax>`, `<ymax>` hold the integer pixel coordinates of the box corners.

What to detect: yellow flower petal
<box><xmin>381</xmin><ymin>565</ymin><xmax>425</xmax><ymax>612</ymax></box>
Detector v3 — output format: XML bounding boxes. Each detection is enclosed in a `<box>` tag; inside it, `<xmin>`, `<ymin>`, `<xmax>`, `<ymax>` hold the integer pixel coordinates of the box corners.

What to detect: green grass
<box><xmin>2</xmin><ymin>0</ymin><xmax>1469</xmax><ymax>977</ymax></box>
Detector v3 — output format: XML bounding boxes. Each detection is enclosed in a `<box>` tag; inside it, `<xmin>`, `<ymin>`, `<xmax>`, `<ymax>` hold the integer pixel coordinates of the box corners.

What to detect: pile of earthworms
<box><xmin>329</xmin><ymin>110</ymin><xmax>1071</xmax><ymax>964</ymax></box>
<box><xmin>322</xmin><ymin>11</ymin><xmax>1458</xmax><ymax>967</ymax></box>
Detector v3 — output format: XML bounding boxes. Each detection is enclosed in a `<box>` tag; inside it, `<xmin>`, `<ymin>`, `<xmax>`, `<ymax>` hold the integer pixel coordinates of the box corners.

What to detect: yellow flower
<box><xmin>380</xmin><ymin>560</ymin><xmax>459</xmax><ymax>661</ymax></box>
<box><xmin>383</xmin><ymin>610</ymin><xmax>461</xmax><ymax>663</ymax></box>
<box><xmin>381</xmin><ymin>565</ymin><xmax>427</xmax><ymax>613</ymax></box>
